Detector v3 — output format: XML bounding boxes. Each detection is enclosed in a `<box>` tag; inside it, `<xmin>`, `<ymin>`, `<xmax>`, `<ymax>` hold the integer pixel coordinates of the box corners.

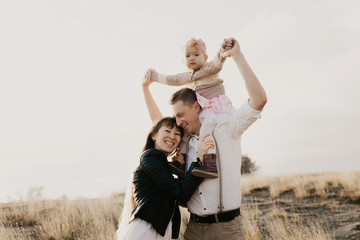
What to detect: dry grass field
<box><xmin>1</xmin><ymin>171</ymin><xmax>359</xmax><ymax>240</ymax></box>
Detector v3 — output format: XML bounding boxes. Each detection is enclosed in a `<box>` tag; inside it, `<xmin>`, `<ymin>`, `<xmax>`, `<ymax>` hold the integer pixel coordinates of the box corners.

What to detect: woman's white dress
<box><xmin>120</xmin><ymin>218</ymin><xmax>172</xmax><ymax>240</ymax></box>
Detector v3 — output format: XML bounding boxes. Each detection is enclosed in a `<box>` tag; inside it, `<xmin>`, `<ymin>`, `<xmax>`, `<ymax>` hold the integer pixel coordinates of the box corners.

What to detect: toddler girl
<box><xmin>150</xmin><ymin>38</ymin><xmax>235</xmax><ymax>179</ymax></box>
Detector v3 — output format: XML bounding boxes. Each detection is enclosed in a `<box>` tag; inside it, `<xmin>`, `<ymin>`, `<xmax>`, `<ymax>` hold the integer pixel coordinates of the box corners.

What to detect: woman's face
<box><xmin>152</xmin><ymin>125</ymin><xmax>181</xmax><ymax>155</ymax></box>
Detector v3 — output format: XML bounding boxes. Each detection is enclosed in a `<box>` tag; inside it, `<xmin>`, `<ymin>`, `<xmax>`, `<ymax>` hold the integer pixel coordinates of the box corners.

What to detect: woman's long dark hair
<box><xmin>142</xmin><ymin>117</ymin><xmax>184</xmax><ymax>153</ymax></box>
<box><xmin>127</xmin><ymin>117</ymin><xmax>184</xmax><ymax>211</ymax></box>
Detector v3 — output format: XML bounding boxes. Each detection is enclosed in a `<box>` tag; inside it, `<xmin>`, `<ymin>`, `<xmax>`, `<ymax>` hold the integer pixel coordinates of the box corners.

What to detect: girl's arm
<box><xmin>150</xmin><ymin>69</ymin><xmax>193</xmax><ymax>86</ymax></box>
<box><xmin>150</xmin><ymin>49</ymin><xmax>226</xmax><ymax>86</ymax></box>
<box><xmin>192</xmin><ymin>50</ymin><xmax>226</xmax><ymax>80</ymax></box>
<box><xmin>142</xmin><ymin>70</ymin><xmax>163</xmax><ymax>123</ymax></box>
<box><xmin>150</xmin><ymin>39</ymin><xmax>230</xmax><ymax>87</ymax></box>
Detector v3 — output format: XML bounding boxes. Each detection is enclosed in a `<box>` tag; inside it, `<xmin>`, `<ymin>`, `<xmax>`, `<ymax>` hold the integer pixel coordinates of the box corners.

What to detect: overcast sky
<box><xmin>1</xmin><ymin>0</ymin><xmax>359</xmax><ymax>202</ymax></box>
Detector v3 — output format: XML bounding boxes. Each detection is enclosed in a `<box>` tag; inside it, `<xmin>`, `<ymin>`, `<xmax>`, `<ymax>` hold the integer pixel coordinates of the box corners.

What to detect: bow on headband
<box><xmin>187</xmin><ymin>38</ymin><xmax>206</xmax><ymax>54</ymax></box>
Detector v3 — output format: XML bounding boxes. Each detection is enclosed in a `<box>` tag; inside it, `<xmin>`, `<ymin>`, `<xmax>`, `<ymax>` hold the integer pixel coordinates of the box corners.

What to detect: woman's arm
<box><xmin>140</xmin><ymin>150</ymin><xmax>203</xmax><ymax>202</ymax></box>
<box><xmin>141</xmin><ymin>135</ymin><xmax>214</xmax><ymax>203</ymax></box>
<box><xmin>142</xmin><ymin>70</ymin><xmax>163</xmax><ymax>123</ymax></box>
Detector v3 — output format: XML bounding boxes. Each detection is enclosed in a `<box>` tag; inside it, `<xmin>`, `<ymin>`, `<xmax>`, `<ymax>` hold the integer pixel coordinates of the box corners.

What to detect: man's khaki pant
<box><xmin>183</xmin><ymin>216</ymin><xmax>245</xmax><ymax>240</ymax></box>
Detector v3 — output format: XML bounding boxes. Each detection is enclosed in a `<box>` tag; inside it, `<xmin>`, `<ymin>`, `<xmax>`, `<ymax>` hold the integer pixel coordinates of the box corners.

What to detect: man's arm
<box><xmin>224</xmin><ymin>38</ymin><xmax>267</xmax><ymax>111</ymax></box>
<box><xmin>142</xmin><ymin>70</ymin><xmax>163</xmax><ymax>123</ymax></box>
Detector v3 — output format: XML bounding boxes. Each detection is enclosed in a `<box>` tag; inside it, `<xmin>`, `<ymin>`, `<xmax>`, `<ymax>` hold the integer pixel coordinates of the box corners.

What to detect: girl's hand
<box><xmin>197</xmin><ymin>133</ymin><xmax>215</xmax><ymax>162</ymax></box>
<box><xmin>221</xmin><ymin>38</ymin><xmax>241</xmax><ymax>58</ymax></box>
<box><xmin>142</xmin><ymin>69</ymin><xmax>154</xmax><ymax>88</ymax></box>
<box><xmin>221</xmin><ymin>38</ymin><xmax>234</xmax><ymax>52</ymax></box>
<box><xmin>171</xmin><ymin>151</ymin><xmax>185</xmax><ymax>165</ymax></box>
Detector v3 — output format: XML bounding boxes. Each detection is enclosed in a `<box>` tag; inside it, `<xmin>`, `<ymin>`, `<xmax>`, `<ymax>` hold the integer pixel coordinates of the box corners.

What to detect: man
<box><xmin>142</xmin><ymin>38</ymin><xmax>267</xmax><ymax>240</ymax></box>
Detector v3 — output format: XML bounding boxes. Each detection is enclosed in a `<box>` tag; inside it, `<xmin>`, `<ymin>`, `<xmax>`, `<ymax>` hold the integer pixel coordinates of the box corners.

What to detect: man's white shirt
<box><xmin>185</xmin><ymin>101</ymin><xmax>261</xmax><ymax>215</ymax></box>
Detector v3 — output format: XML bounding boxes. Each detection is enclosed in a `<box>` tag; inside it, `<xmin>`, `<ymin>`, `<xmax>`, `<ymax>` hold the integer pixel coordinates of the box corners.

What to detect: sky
<box><xmin>1</xmin><ymin>0</ymin><xmax>359</xmax><ymax>202</ymax></box>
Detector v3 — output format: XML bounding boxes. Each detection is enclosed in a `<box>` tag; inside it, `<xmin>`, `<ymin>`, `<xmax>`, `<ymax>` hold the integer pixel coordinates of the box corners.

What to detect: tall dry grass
<box><xmin>2</xmin><ymin>171</ymin><xmax>358</xmax><ymax>239</ymax></box>
<box><xmin>178</xmin><ymin>200</ymin><xmax>334</xmax><ymax>240</ymax></box>
<box><xmin>242</xmin><ymin>201</ymin><xmax>334</xmax><ymax>240</ymax></box>
<box><xmin>0</xmin><ymin>192</ymin><xmax>123</xmax><ymax>240</ymax></box>
<box><xmin>242</xmin><ymin>171</ymin><xmax>360</xmax><ymax>200</ymax></box>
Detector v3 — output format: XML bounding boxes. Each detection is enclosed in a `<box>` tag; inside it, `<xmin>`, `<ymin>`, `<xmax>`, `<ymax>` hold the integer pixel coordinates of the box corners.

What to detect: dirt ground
<box><xmin>242</xmin><ymin>187</ymin><xmax>360</xmax><ymax>240</ymax></box>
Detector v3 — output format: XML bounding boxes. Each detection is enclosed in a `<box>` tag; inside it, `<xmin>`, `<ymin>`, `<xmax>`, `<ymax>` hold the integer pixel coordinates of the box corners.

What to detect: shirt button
<box><xmin>204</xmin><ymin>208</ymin><xmax>206</xmax><ymax>210</ymax></box>
<box><xmin>200</xmin><ymin>192</ymin><xmax>202</xmax><ymax>195</ymax></box>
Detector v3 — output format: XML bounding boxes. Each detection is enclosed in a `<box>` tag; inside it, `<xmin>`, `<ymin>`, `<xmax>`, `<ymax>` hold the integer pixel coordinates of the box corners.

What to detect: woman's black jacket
<box><xmin>130</xmin><ymin>148</ymin><xmax>202</xmax><ymax>239</ymax></box>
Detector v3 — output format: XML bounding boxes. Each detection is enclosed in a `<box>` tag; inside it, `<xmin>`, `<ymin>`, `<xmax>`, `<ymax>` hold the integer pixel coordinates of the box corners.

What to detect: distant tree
<box><xmin>241</xmin><ymin>155</ymin><xmax>259</xmax><ymax>175</ymax></box>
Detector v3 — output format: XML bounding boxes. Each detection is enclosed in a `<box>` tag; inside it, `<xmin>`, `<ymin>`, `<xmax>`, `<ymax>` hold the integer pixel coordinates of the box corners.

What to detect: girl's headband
<box><xmin>186</xmin><ymin>38</ymin><xmax>207</xmax><ymax>55</ymax></box>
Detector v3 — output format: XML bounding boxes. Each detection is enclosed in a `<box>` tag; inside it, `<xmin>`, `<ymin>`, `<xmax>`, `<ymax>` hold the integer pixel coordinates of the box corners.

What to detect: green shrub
<box><xmin>241</xmin><ymin>155</ymin><xmax>259</xmax><ymax>175</ymax></box>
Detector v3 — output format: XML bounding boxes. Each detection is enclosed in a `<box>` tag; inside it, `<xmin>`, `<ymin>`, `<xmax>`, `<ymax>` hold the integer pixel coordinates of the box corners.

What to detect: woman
<box><xmin>117</xmin><ymin>117</ymin><xmax>214</xmax><ymax>240</ymax></box>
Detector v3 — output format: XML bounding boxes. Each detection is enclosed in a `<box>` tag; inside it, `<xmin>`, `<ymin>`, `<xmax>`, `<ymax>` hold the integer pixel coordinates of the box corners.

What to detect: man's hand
<box><xmin>221</xmin><ymin>38</ymin><xmax>234</xmax><ymax>52</ymax></box>
<box><xmin>171</xmin><ymin>151</ymin><xmax>185</xmax><ymax>165</ymax></box>
<box><xmin>221</xmin><ymin>38</ymin><xmax>241</xmax><ymax>58</ymax></box>
<box><xmin>197</xmin><ymin>133</ymin><xmax>215</xmax><ymax>162</ymax></box>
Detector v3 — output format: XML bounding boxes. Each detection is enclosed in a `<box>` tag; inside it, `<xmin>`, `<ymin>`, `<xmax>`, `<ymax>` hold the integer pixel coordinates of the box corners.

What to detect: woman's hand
<box><xmin>197</xmin><ymin>133</ymin><xmax>215</xmax><ymax>163</ymax></box>
<box><xmin>142</xmin><ymin>69</ymin><xmax>154</xmax><ymax>88</ymax></box>
<box><xmin>142</xmin><ymin>68</ymin><xmax>163</xmax><ymax>122</ymax></box>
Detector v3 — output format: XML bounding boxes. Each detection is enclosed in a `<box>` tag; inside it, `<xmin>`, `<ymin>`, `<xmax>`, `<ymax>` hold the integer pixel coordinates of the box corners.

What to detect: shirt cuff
<box><xmin>242</xmin><ymin>100</ymin><xmax>262</xmax><ymax>119</ymax></box>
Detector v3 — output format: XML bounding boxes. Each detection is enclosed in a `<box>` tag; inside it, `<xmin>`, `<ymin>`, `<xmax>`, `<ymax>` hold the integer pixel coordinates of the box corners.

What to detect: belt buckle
<box><xmin>195</xmin><ymin>214</ymin><xmax>210</xmax><ymax>225</ymax></box>
<box><xmin>195</xmin><ymin>214</ymin><xmax>207</xmax><ymax>222</ymax></box>
<box><xmin>202</xmin><ymin>214</ymin><xmax>209</xmax><ymax>224</ymax></box>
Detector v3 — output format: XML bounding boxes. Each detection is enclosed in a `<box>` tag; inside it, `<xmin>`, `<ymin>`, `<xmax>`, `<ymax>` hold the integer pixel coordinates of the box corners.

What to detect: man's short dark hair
<box><xmin>170</xmin><ymin>88</ymin><xmax>197</xmax><ymax>106</ymax></box>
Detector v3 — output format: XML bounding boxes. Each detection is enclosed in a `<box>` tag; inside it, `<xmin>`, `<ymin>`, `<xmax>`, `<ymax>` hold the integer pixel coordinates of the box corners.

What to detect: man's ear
<box><xmin>205</xmin><ymin>55</ymin><xmax>208</xmax><ymax>61</ymax></box>
<box><xmin>194</xmin><ymin>101</ymin><xmax>201</xmax><ymax>113</ymax></box>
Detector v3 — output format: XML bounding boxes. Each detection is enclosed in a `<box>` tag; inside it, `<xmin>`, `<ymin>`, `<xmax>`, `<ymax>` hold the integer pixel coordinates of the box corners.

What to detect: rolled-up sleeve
<box><xmin>227</xmin><ymin>100</ymin><xmax>262</xmax><ymax>139</ymax></box>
